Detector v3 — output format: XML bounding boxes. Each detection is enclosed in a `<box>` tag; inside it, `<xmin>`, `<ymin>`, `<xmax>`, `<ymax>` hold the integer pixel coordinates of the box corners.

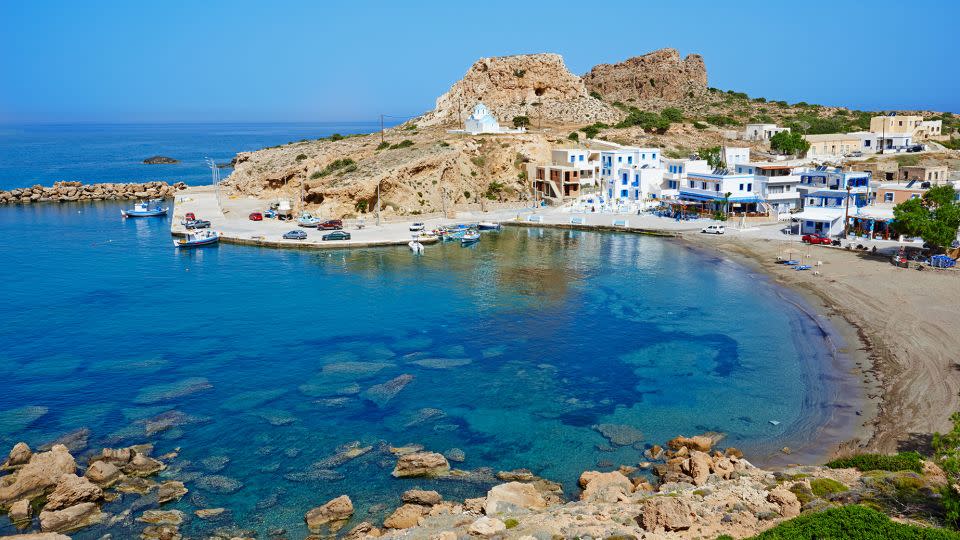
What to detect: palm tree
<box><xmin>722</xmin><ymin>192</ymin><xmax>732</xmax><ymax>219</ymax></box>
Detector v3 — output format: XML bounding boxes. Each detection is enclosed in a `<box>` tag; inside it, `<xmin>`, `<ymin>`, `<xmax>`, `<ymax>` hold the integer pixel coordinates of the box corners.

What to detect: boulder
<box><xmin>84</xmin><ymin>460</ymin><xmax>121</xmax><ymax>486</ymax></box>
<box><xmin>392</xmin><ymin>452</ymin><xmax>449</xmax><ymax>478</ymax></box>
<box><xmin>123</xmin><ymin>452</ymin><xmax>165</xmax><ymax>476</ymax></box>
<box><xmin>768</xmin><ymin>486</ymin><xmax>801</xmax><ymax>518</ymax></box>
<box><xmin>45</xmin><ymin>474</ymin><xmax>103</xmax><ymax>510</ymax></box>
<box><xmin>9</xmin><ymin>498</ymin><xmax>31</xmax><ymax>525</ymax></box>
<box><xmin>383</xmin><ymin>503</ymin><xmax>428</xmax><ymax>529</ymax></box>
<box><xmin>0</xmin><ymin>444</ymin><xmax>76</xmax><ymax>506</ymax></box>
<box><xmin>344</xmin><ymin>521</ymin><xmax>382</xmax><ymax>539</ymax></box>
<box><xmin>463</xmin><ymin>497</ymin><xmax>485</xmax><ymax>514</ymax></box>
<box><xmin>96</xmin><ymin>447</ymin><xmax>134</xmax><ymax>465</ymax></box>
<box><xmin>158</xmin><ymin>480</ymin><xmax>188</xmax><ymax>504</ymax></box>
<box><xmin>484</xmin><ymin>482</ymin><xmax>547</xmax><ymax>515</ymax></box>
<box><xmin>923</xmin><ymin>460</ymin><xmax>949</xmax><ymax>487</ymax></box>
<box><xmin>636</xmin><ymin>497</ymin><xmax>694</xmax><ymax>532</ymax></box>
<box><xmin>401</xmin><ymin>489</ymin><xmax>442</xmax><ymax>506</ymax></box>
<box><xmin>682</xmin><ymin>451</ymin><xmax>713</xmax><ymax>486</ymax></box>
<box><xmin>579</xmin><ymin>471</ymin><xmax>634</xmax><ymax>503</ymax></box>
<box><xmin>0</xmin><ymin>534</ymin><xmax>70</xmax><ymax>540</ymax></box>
<box><xmin>39</xmin><ymin>502</ymin><xmax>102</xmax><ymax>533</ymax></box>
<box><xmin>469</xmin><ymin>516</ymin><xmax>506</xmax><ymax>536</ymax></box>
<box><xmin>5</xmin><ymin>442</ymin><xmax>32</xmax><ymax>468</ymax></box>
<box><xmin>305</xmin><ymin>494</ymin><xmax>354</xmax><ymax>531</ymax></box>
<box><xmin>644</xmin><ymin>444</ymin><xmax>664</xmax><ymax>460</ymax></box>
<box><xmin>713</xmin><ymin>456</ymin><xmax>736</xmax><ymax>480</ymax></box>
<box><xmin>194</xmin><ymin>508</ymin><xmax>226</xmax><ymax>519</ymax></box>
<box><xmin>667</xmin><ymin>435</ymin><xmax>714</xmax><ymax>453</ymax></box>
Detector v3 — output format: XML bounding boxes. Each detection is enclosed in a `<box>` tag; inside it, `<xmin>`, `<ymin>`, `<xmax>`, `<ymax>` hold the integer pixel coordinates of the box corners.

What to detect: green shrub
<box><xmin>310</xmin><ymin>171</ymin><xmax>322</xmax><ymax>179</ymax></box>
<box><xmin>355</xmin><ymin>200</ymin><xmax>367</xmax><ymax>212</ymax></box>
<box><xmin>376</xmin><ymin>141</ymin><xmax>390</xmax><ymax>150</ymax></box>
<box><xmin>504</xmin><ymin>518</ymin><xmax>519</xmax><ymax>529</ymax></box>
<box><xmin>389</xmin><ymin>140</ymin><xmax>414</xmax><ymax>150</ymax></box>
<box><xmin>826</xmin><ymin>452</ymin><xmax>923</xmax><ymax>473</ymax></box>
<box><xmin>705</xmin><ymin>115</ymin><xmax>738</xmax><ymax>127</ymax></box>
<box><xmin>471</xmin><ymin>156</ymin><xmax>486</xmax><ymax>167</ymax></box>
<box><xmin>512</xmin><ymin>115</ymin><xmax>530</xmax><ymax>129</ymax></box>
<box><xmin>314</xmin><ymin>158</ymin><xmax>356</xmax><ymax>178</ymax></box>
<box><xmin>330</xmin><ymin>133</ymin><xmax>344</xmax><ymax>141</ymax></box>
<box><xmin>295</xmin><ymin>153</ymin><xmax>307</xmax><ymax>161</ymax></box>
<box><xmin>942</xmin><ymin>138</ymin><xmax>960</xmax><ymax>150</ymax></box>
<box><xmin>404</xmin><ymin>123</ymin><xmax>418</xmax><ymax>131</ymax></box>
<box><xmin>568</xmin><ymin>131</ymin><xmax>579</xmax><ymax>141</ymax></box>
<box><xmin>693</xmin><ymin>121</ymin><xmax>708</xmax><ymax>130</ymax></box>
<box><xmin>661</xmin><ymin>107</ymin><xmax>684</xmax><ymax>122</ymax></box>
<box><xmin>438</xmin><ymin>141</ymin><xmax>450</xmax><ymax>147</ymax></box>
<box><xmin>463</xmin><ymin>191</ymin><xmax>471</xmax><ymax>200</ymax></box>
<box><xmin>810</xmin><ymin>478</ymin><xmax>848</xmax><ymax>498</ymax></box>
<box><xmin>589</xmin><ymin>90</ymin><xmax>603</xmax><ymax>100</ymax></box>
<box><xmin>583</xmin><ymin>122</ymin><xmax>608</xmax><ymax>139</ymax></box>
<box><xmin>484</xmin><ymin>180</ymin><xmax>506</xmax><ymax>200</ymax></box>
<box><xmin>751</xmin><ymin>505</ymin><xmax>960</xmax><ymax>539</ymax></box>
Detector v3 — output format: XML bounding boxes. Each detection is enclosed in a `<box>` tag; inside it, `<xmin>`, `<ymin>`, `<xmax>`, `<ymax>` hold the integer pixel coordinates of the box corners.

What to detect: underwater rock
<box><xmin>195</xmin><ymin>508</ymin><xmax>226</xmax><ymax>519</ymax></box>
<box><xmin>409</xmin><ymin>358</ymin><xmax>472</xmax><ymax>369</ymax></box>
<box><xmin>392</xmin><ymin>452</ymin><xmax>450</xmax><ymax>478</ymax></box>
<box><xmin>0</xmin><ymin>406</ymin><xmax>49</xmax><ymax>434</ymax></box>
<box><xmin>39</xmin><ymin>429</ymin><xmax>90</xmax><ymax>454</ymax></box>
<box><xmin>305</xmin><ymin>494</ymin><xmax>354</xmax><ymax>532</ymax></box>
<box><xmin>0</xmin><ymin>444</ymin><xmax>76</xmax><ymax>506</ymax></box>
<box><xmin>592</xmin><ymin>423</ymin><xmax>644</xmax><ymax>446</ymax></box>
<box><xmin>201</xmin><ymin>455</ymin><xmax>230</xmax><ymax>473</ymax></box>
<box><xmin>252</xmin><ymin>409</ymin><xmax>297</xmax><ymax>426</ymax></box>
<box><xmin>314</xmin><ymin>397</ymin><xmax>353</xmax><ymax>408</ymax></box>
<box><xmin>362</xmin><ymin>374</ymin><xmax>414</xmax><ymax>407</ymax></box>
<box><xmin>389</xmin><ymin>444</ymin><xmax>424</xmax><ymax>456</ymax></box>
<box><xmin>283</xmin><ymin>466</ymin><xmax>345</xmax><ymax>483</ymax></box>
<box><xmin>137</xmin><ymin>509</ymin><xmax>184</xmax><ymax>525</ymax></box>
<box><xmin>196</xmin><ymin>475</ymin><xmax>243</xmax><ymax>494</ymax></box>
<box><xmin>134</xmin><ymin>377</ymin><xmax>212</xmax><ymax>404</ymax></box>
<box><xmin>220</xmin><ymin>388</ymin><xmax>286</xmax><ymax>412</ymax></box>
<box><xmin>158</xmin><ymin>480</ymin><xmax>188</xmax><ymax>504</ymax></box>
<box><xmin>402</xmin><ymin>407</ymin><xmax>447</xmax><ymax>428</ymax></box>
<box><xmin>314</xmin><ymin>442</ymin><xmax>373</xmax><ymax>469</ymax></box>
<box><xmin>444</xmin><ymin>448</ymin><xmax>466</xmax><ymax>463</ymax></box>
<box><xmin>322</xmin><ymin>361</ymin><xmax>395</xmax><ymax>376</ymax></box>
<box><xmin>142</xmin><ymin>410</ymin><xmax>210</xmax><ymax>436</ymax></box>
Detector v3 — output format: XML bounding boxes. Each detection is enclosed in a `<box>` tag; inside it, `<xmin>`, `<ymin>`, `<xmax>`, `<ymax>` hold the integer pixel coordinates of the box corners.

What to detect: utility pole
<box><xmin>375</xmin><ymin>181</ymin><xmax>381</xmax><ymax>226</ymax></box>
<box><xmin>843</xmin><ymin>184</ymin><xmax>852</xmax><ymax>239</ymax></box>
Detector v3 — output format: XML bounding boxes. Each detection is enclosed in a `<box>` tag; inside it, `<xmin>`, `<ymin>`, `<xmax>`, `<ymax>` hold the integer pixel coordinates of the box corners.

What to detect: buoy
<box><xmin>769</xmin><ymin>420</ymin><xmax>781</xmax><ymax>426</ymax></box>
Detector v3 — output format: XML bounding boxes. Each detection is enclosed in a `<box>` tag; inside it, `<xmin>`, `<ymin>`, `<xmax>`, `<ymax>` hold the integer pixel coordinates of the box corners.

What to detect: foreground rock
<box><xmin>0</xmin><ymin>444</ymin><xmax>76</xmax><ymax>506</ymax></box>
<box><xmin>392</xmin><ymin>452</ymin><xmax>450</xmax><ymax>478</ymax></box>
<box><xmin>305</xmin><ymin>494</ymin><xmax>354</xmax><ymax>532</ymax></box>
<box><xmin>484</xmin><ymin>482</ymin><xmax>548</xmax><ymax>515</ymax></box>
<box><xmin>39</xmin><ymin>502</ymin><xmax>102</xmax><ymax>533</ymax></box>
<box><xmin>44</xmin><ymin>474</ymin><xmax>103</xmax><ymax>510</ymax></box>
<box><xmin>0</xmin><ymin>181</ymin><xmax>186</xmax><ymax>205</ymax></box>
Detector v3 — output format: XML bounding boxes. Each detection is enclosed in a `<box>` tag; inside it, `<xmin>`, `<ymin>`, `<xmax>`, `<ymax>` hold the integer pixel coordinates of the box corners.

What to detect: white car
<box><xmin>701</xmin><ymin>224</ymin><xmax>725</xmax><ymax>235</ymax></box>
<box><xmin>409</xmin><ymin>222</ymin><xmax>425</xmax><ymax>232</ymax></box>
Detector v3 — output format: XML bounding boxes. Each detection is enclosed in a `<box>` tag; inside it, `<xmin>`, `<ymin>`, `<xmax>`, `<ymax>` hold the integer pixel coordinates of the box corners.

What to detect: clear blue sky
<box><xmin>1</xmin><ymin>0</ymin><xmax>957</xmax><ymax>123</ymax></box>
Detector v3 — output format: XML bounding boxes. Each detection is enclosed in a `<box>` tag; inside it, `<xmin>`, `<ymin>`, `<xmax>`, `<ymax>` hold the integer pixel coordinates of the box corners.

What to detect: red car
<box><xmin>185</xmin><ymin>212</ymin><xmax>196</xmax><ymax>221</ymax></box>
<box><xmin>318</xmin><ymin>219</ymin><xmax>343</xmax><ymax>230</ymax></box>
<box><xmin>802</xmin><ymin>233</ymin><xmax>832</xmax><ymax>245</ymax></box>
<box><xmin>249</xmin><ymin>212</ymin><xmax>263</xmax><ymax>221</ymax></box>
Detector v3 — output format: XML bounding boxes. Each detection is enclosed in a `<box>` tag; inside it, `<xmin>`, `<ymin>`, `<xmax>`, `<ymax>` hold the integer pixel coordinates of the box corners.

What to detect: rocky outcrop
<box><xmin>401</xmin><ymin>489</ymin><xmax>442</xmax><ymax>506</ymax></box>
<box><xmin>44</xmin><ymin>474</ymin><xmax>103</xmax><ymax>511</ymax></box>
<box><xmin>636</xmin><ymin>496</ymin><xmax>695</xmax><ymax>532</ymax></box>
<box><xmin>143</xmin><ymin>156</ymin><xmax>179</xmax><ymax>164</ymax></box>
<box><xmin>84</xmin><ymin>460</ymin><xmax>120</xmax><ymax>486</ymax></box>
<box><xmin>579</xmin><ymin>471</ymin><xmax>634</xmax><ymax>503</ymax></box>
<box><xmin>0</xmin><ymin>444</ymin><xmax>76</xmax><ymax>507</ymax></box>
<box><xmin>4</xmin><ymin>442</ymin><xmax>33</xmax><ymax>469</ymax></box>
<box><xmin>584</xmin><ymin>48</ymin><xmax>708</xmax><ymax>103</ymax></box>
<box><xmin>39</xmin><ymin>502</ymin><xmax>102</xmax><ymax>533</ymax></box>
<box><xmin>420</xmin><ymin>53</ymin><xmax>621</xmax><ymax>127</ymax></box>
<box><xmin>484</xmin><ymin>482</ymin><xmax>548</xmax><ymax>515</ymax></box>
<box><xmin>0</xmin><ymin>181</ymin><xmax>186</xmax><ymax>205</ymax></box>
<box><xmin>383</xmin><ymin>503</ymin><xmax>429</xmax><ymax>529</ymax></box>
<box><xmin>305</xmin><ymin>494</ymin><xmax>354</xmax><ymax>532</ymax></box>
<box><xmin>392</xmin><ymin>452</ymin><xmax>450</xmax><ymax>478</ymax></box>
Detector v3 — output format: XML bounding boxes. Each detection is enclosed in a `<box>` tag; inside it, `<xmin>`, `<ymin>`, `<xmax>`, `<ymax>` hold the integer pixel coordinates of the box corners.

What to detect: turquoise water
<box><xmin>0</xmin><ymin>122</ymin><xmax>390</xmax><ymax>190</ymax></box>
<box><xmin>0</xmin><ymin>201</ymin><xmax>851</xmax><ymax>538</ymax></box>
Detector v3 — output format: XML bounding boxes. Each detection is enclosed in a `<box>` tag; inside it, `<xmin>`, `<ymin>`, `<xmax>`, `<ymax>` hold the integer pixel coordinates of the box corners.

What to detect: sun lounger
<box><xmin>570</xmin><ymin>216</ymin><xmax>585</xmax><ymax>225</ymax></box>
<box><xmin>612</xmin><ymin>219</ymin><xmax>629</xmax><ymax>227</ymax></box>
<box><xmin>527</xmin><ymin>215</ymin><xmax>544</xmax><ymax>223</ymax></box>
<box><xmin>795</xmin><ymin>265</ymin><xmax>812</xmax><ymax>271</ymax></box>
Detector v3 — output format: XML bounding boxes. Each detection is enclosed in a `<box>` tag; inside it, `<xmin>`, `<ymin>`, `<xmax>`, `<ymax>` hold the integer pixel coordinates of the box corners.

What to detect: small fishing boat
<box><xmin>121</xmin><ymin>200</ymin><xmax>168</xmax><ymax>218</ymax></box>
<box><xmin>460</xmin><ymin>230</ymin><xmax>480</xmax><ymax>245</ymax></box>
<box><xmin>477</xmin><ymin>221</ymin><xmax>501</xmax><ymax>231</ymax></box>
<box><xmin>174</xmin><ymin>230</ymin><xmax>220</xmax><ymax>248</ymax></box>
<box><xmin>408</xmin><ymin>237</ymin><xmax>424</xmax><ymax>254</ymax></box>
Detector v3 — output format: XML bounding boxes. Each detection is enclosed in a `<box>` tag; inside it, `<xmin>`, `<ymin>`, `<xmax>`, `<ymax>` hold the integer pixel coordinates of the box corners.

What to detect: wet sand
<box><xmin>685</xmin><ymin>233</ymin><xmax>960</xmax><ymax>458</ymax></box>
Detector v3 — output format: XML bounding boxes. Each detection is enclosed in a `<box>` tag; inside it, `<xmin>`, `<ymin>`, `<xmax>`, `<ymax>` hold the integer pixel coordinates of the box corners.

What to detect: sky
<box><xmin>1</xmin><ymin>0</ymin><xmax>958</xmax><ymax>123</ymax></box>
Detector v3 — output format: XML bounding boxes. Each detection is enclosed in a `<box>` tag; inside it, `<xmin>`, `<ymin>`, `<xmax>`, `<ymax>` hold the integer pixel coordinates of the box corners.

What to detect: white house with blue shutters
<box><xmin>662</xmin><ymin>157</ymin><xmax>711</xmax><ymax>199</ymax></box>
<box><xmin>791</xmin><ymin>168</ymin><xmax>873</xmax><ymax>235</ymax></box>
<box><xmin>600</xmin><ymin>147</ymin><xmax>663</xmax><ymax>203</ymax></box>
<box><xmin>678</xmin><ymin>171</ymin><xmax>765</xmax><ymax>213</ymax></box>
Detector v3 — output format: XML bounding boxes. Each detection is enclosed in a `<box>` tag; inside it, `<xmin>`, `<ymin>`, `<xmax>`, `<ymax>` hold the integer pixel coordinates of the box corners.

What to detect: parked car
<box><xmin>249</xmin><ymin>212</ymin><xmax>263</xmax><ymax>221</ymax></box>
<box><xmin>318</xmin><ymin>219</ymin><xmax>344</xmax><ymax>230</ymax></box>
<box><xmin>700</xmin><ymin>224</ymin><xmax>725</xmax><ymax>235</ymax></box>
<box><xmin>802</xmin><ymin>233</ymin><xmax>832</xmax><ymax>245</ymax></box>
<box><xmin>184</xmin><ymin>219</ymin><xmax>211</xmax><ymax>229</ymax></box>
<box><xmin>263</xmin><ymin>209</ymin><xmax>277</xmax><ymax>219</ymax></box>
<box><xmin>322</xmin><ymin>231</ymin><xmax>351</xmax><ymax>241</ymax></box>
<box><xmin>409</xmin><ymin>222</ymin><xmax>425</xmax><ymax>232</ymax></box>
<box><xmin>845</xmin><ymin>151</ymin><xmax>863</xmax><ymax>158</ymax></box>
<box><xmin>907</xmin><ymin>144</ymin><xmax>925</xmax><ymax>153</ymax></box>
<box><xmin>283</xmin><ymin>230</ymin><xmax>307</xmax><ymax>240</ymax></box>
<box><xmin>184</xmin><ymin>212</ymin><xmax>196</xmax><ymax>221</ymax></box>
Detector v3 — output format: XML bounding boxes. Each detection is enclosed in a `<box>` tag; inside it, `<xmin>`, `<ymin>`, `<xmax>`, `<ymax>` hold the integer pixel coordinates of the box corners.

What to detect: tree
<box><xmin>770</xmin><ymin>130</ymin><xmax>811</xmax><ymax>156</ymax></box>
<box><xmin>697</xmin><ymin>146</ymin><xmax>723</xmax><ymax>170</ymax></box>
<box><xmin>892</xmin><ymin>185</ymin><xmax>960</xmax><ymax>251</ymax></box>
<box><xmin>567</xmin><ymin>131</ymin><xmax>579</xmax><ymax>142</ymax></box>
<box><xmin>512</xmin><ymin>116</ymin><xmax>530</xmax><ymax>129</ymax></box>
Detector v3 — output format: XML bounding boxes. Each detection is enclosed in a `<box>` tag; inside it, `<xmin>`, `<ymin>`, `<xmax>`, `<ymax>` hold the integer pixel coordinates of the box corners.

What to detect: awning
<box><xmin>679</xmin><ymin>191</ymin><xmax>760</xmax><ymax>204</ymax></box>
<box><xmin>791</xmin><ymin>208</ymin><xmax>844</xmax><ymax>222</ymax></box>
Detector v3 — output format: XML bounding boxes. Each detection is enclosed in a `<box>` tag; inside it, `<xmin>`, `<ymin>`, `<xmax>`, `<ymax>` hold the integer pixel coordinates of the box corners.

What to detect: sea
<box><xmin>0</xmin><ymin>124</ymin><xmax>858</xmax><ymax>538</ymax></box>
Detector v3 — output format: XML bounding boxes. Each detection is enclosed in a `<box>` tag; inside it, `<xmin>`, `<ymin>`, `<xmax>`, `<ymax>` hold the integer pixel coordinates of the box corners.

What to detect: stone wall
<box><xmin>0</xmin><ymin>181</ymin><xmax>187</xmax><ymax>204</ymax></box>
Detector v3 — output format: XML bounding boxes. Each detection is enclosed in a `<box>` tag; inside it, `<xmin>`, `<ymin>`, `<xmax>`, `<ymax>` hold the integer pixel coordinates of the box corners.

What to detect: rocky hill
<box><xmin>584</xmin><ymin>48</ymin><xmax>708</xmax><ymax>103</ymax></box>
<box><xmin>419</xmin><ymin>53</ymin><xmax>621</xmax><ymax>127</ymax></box>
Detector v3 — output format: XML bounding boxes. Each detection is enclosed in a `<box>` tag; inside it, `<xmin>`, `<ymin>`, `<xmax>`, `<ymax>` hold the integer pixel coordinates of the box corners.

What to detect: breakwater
<box><xmin>0</xmin><ymin>181</ymin><xmax>187</xmax><ymax>204</ymax></box>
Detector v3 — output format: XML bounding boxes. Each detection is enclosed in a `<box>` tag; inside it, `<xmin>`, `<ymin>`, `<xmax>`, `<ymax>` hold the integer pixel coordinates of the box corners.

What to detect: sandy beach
<box><xmin>686</xmin><ymin>232</ymin><xmax>960</xmax><ymax>457</ymax></box>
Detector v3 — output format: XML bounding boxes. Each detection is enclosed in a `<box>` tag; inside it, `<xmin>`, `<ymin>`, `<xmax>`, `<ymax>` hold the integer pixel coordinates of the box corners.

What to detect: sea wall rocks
<box><xmin>584</xmin><ymin>48</ymin><xmax>708</xmax><ymax>103</ymax></box>
<box><xmin>0</xmin><ymin>181</ymin><xmax>187</xmax><ymax>204</ymax></box>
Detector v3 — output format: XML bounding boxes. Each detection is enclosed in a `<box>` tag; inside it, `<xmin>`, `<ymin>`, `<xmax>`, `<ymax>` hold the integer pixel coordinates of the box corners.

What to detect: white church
<box><xmin>449</xmin><ymin>102</ymin><xmax>526</xmax><ymax>135</ymax></box>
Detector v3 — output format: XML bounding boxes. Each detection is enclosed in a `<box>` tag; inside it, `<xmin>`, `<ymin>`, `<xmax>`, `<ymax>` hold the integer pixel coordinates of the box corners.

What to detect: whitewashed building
<box><xmin>743</xmin><ymin>123</ymin><xmax>789</xmax><ymax>141</ymax></box>
<box><xmin>723</xmin><ymin>146</ymin><xmax>751</xmax><ymax>167</ymax></box>
<box><xmin>678</xmin><ymin>171</ymin><xmax>764</xmax><ymax>213</ymax></box>
<box><xmin>450</xmin><ymin>103</ymin><xmax>526</xmax><ymax>135</ymax></box>
<box><xmin>600</xmin><ymin>147</ymin><xmax>663</xmax><ymax>202</ymax></box>
<box><xmin>662</xmin><ymin>157</ymin><xmax>710</xmax><ymax>199</ymax></box>
<box><xmin>792</xmin><ymin>168</ymin><xmax>872</xmax><ymax>236</ymax></box>
<box><xmin>734</xmin><ymin>162</ymin><xmax>802</xmax><ymax>215</ymax></box>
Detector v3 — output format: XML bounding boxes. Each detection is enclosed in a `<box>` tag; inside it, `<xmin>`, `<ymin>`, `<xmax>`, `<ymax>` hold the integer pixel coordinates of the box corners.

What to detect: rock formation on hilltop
<box><xmin>584</xmin><ymin>48</ymin><xmax>708</xmax><ymax>103</ymax></box>
<box><xmin>420</xmin><ymin>53</ymin><xmax>621</xmax><ymax>127</ymax></box>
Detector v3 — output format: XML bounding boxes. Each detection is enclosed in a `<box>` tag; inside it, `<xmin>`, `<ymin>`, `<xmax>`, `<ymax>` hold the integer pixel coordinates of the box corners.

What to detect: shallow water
<box><xmin>0</xmin><ymin>202</ymin><xmax>851</xmax><ymax>537</ymax></box>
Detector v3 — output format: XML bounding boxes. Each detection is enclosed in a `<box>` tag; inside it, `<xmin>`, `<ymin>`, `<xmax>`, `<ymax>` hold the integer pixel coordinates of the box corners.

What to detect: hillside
<box><xmin>221</xmin><ymin>50</ymin><xmax>959</xmax><ymax>219</ymax></box>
